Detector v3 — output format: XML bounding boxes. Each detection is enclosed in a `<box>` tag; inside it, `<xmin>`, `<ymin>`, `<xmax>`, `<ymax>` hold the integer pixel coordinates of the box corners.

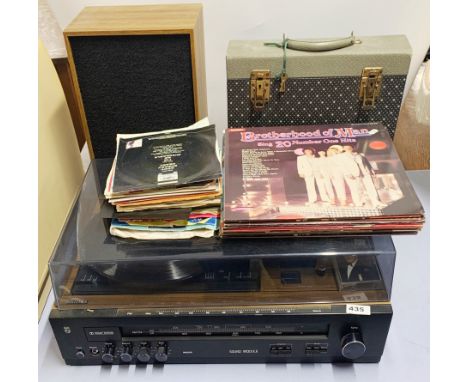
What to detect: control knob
<box><xmin>341</xmin><ymin>330</ymin><xmax>366</xmax><ymax>360</ymax></box>
<box><xmin>155</xmin><ymin>345</ymin><xmax>168</xmax><ymax>363</ymax></box>
<box><xmin>136</xmin><ymin>346</ymin><xmax>151</xmax><ymax>363</ymax></box>
<box><xmin>75</xmin><ymin>350</ymin><xmax>85</xmax><ymax>359</ymax></box>
<box><xmin>101</xmin><ymin>345</ymin><xmax>114</xmax><ymax>363</ymax></box>
<box><xmin>120</xmin><ymin>345</ymin><xmax>133</xmax><ymax>363</ymax></box>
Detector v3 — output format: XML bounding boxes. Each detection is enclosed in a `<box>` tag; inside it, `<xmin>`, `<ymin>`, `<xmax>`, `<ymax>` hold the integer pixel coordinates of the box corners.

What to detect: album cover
<box><xmin>111</xmin><ymin>124</ymin><xmax>221</xmax><ymax>194</ymax></box>
<box><xmin>223</xmin><ymin>123</ymin><xmax>424</xmax><ymax>225</ymax></box>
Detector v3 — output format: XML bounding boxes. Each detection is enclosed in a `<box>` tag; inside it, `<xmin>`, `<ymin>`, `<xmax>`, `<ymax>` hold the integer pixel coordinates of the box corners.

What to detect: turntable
<box><xmin>49</xmin><ymin>159</ymin><xmax>397</xmax><ymax>365</ymax></box>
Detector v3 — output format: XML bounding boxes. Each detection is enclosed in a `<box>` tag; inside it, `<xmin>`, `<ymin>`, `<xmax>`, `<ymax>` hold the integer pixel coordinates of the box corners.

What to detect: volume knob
<box><xmin>101</xmin><ymin>345</ymin><xmax>114</xmax><ymax>363</ymax></box>
<box><xmin>341</xmin><ymin>331</ymin><xmax>366</xmax><ymax>360</ymax></box>
<box><xmin>120</xmin><ymin>345</ymin><xmax>133</xmax><ymax>363</ymax></box>
<box><xmin>137</xmin><ymin>347</ymin><xmax>151</xmax><ymax>363</ymax></box>
<box><xmin>155</xmin><ymin>346</ymin><xmax>168</xmax><ymax>363</ymax></box>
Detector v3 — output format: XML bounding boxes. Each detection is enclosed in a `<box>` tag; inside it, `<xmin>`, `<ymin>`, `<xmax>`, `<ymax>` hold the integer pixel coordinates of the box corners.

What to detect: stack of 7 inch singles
<box><xmin>105</xmin><ymin>118</ymin><xmax>222</xmax><ymax>240</ymax></box>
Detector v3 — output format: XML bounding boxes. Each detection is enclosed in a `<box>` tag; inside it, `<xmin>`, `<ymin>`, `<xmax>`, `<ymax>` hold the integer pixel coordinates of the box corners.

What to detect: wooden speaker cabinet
<box><xmin>64</xmin><ymin>4</ymin><xmax>207</xmax><ymax>159</ymax></box>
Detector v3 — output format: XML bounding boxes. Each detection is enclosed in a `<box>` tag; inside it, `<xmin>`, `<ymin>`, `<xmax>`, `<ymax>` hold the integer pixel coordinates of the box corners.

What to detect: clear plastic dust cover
<box><xmin>49</xmin><ymin>159</ymin><xmax>397</xmax><ymax>310</ymax></box>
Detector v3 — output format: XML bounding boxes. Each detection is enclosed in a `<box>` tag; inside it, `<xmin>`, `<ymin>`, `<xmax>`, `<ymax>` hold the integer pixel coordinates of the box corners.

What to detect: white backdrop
<box><xmin>47</xmin><ymin>0</ymin><xmax>430</xmax><ymax>133</ymax></box>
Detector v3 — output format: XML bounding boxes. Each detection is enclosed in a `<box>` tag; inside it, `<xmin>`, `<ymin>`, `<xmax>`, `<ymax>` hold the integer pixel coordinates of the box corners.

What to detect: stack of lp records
<box><xmin>222</xmin><ymin>123</ymin><xmax>424</xmax><ymax>237</ymax></box>
<box><xmin>104</xmin><ymin>118</ymin><xmax>222</xmax><ymax>239</ymax></box>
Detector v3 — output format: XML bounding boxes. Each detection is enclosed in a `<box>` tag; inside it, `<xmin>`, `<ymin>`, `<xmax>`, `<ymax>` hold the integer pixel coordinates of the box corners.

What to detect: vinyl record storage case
<box><xmin>226</xmin><ymin>35</ymin><xmax>411</xmax><ymax>138</ymax></box>
<box><xmin>64</xmin><ymin>4</ymin><xmax>207</xmax><ymax>159</ymax></box>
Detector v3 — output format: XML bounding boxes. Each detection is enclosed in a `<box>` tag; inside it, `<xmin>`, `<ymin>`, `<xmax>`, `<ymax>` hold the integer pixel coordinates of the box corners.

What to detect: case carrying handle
<box><xmin>266</xmin><ymin>32</ymin><xmax>361</xmax><ymax>52</ymax></box>
<box><xmin>287</xmin><ymin>32</ymin><xmax>361</xmax><ymax>52</ymax></box>
<box><xmin>263</xmin><ymin>32</ymin><xmax>361</xmax><ymax>93</ymax></box>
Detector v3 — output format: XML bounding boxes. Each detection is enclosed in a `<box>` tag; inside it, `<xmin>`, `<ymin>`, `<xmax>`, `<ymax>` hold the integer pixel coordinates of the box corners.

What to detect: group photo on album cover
<box><xmin>296</xmin><ymin>143</ymin><xmax>388</xmax><ymax>210</ymax></box>
<box><xmin>224</xmin><ymin>124</ymin><xmax>424</xmax><ymax>223</ymax></box>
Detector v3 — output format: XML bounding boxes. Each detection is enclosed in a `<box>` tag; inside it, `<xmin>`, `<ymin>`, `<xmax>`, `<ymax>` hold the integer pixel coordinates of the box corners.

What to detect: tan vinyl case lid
<box><xmin>227</xmin><ymin>35</ymin><xmax>411</xmax><ymax>79</ymax></box>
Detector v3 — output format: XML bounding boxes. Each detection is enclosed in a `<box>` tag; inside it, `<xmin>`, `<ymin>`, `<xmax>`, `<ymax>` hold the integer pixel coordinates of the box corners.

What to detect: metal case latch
<box><xmin>250</xmin><ymin>70</ymin><xmax>271</xmax><ymax>111</ymax></box>
<box><xmin>359</xmin><ymin>67</ymin><xmax>383</xmax><ymax>109</ymax></box>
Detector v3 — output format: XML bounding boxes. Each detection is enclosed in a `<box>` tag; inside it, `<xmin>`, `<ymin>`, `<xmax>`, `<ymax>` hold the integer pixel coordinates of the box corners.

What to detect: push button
<box><xmin>269</xmin><ymin>344</ymin><xmax>292</xmax><ymax>355</ymax></box>
<box><xmin>305</xmin><ymin>343</ymin><xmax>328</xmax><ymax>355</ymax></box>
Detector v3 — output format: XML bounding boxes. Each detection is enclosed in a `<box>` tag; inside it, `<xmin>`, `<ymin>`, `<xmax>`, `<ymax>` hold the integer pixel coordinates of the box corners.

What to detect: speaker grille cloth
<box><xmin>70</xmin><ymin>34</ymin><xmax>195</xmax><ymax>158</ymax></box>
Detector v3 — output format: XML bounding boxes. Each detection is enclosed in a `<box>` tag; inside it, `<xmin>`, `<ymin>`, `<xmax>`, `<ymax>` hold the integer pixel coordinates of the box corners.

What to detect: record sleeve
<box><xmin>222</xmin><ymin>123</ymin><xmax>424</xmax><ymax>234</ymax></box>
<box><xmin>111</xmin><ymin>123</ymin><xmax>221</xmax><ymax>194</ymax></box>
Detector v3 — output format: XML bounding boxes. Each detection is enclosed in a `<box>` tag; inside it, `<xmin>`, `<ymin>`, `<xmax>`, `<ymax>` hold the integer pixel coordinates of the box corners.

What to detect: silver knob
<box><xmin>341</xmin><ymin>331</ymin><xmax>366</xmax><ymax>359</ymax></box>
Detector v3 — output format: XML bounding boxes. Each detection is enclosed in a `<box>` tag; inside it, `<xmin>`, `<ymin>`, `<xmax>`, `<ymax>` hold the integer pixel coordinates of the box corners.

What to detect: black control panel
<box><xmin>49</xmin><ymin>304</ymin><xmax>392</xmax><ymax>365</ymax></box>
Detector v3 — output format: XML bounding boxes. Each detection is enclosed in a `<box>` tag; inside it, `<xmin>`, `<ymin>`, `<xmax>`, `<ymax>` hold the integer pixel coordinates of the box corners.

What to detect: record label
<box><xmin>158</xmin><ymin>171</ymin><xmax>178</xmax><ymax>184</ymax></box>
